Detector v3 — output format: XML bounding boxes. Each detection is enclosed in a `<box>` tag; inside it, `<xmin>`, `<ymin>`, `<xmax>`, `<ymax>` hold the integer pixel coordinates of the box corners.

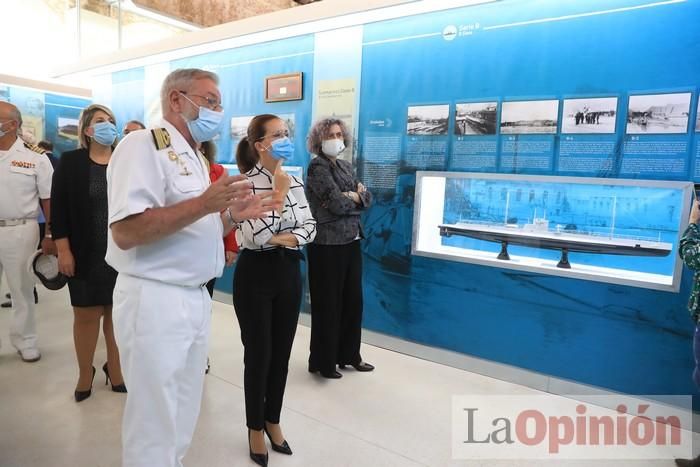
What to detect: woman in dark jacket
<box><xmin>51</xmin><ymin>104</ymin><xmax>125</xmax><ymax>402</ymax></box>
<box><xmin>305</xmin><ymin>117</ymin><xmax>374</xmax><ymax>379</ymax></box>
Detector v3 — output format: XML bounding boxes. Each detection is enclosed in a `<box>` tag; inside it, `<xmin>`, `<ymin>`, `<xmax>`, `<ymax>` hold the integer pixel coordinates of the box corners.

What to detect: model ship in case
<box><xmin>439</xmin><ymin>193</ymin><xmax>672</xmax><ymax>268</ymax></box>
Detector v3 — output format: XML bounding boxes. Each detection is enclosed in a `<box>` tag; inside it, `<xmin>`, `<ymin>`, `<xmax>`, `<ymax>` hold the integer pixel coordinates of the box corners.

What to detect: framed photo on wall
<box><xmin>265</xmin><ymin>72</ymin><xmax>303</xmax><ymax>102</ymax></box>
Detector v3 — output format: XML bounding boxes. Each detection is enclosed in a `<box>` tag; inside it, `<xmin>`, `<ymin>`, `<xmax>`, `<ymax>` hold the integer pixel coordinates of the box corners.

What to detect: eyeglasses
<box><xmin>257</xmin><ymin>130</ymin><xmax>289</xmax><ymax>141</ymax></box>
<box><xmin>179</xmin><ymin>91</ymin><xmax>223</xmax><ymax>111</ymax></box>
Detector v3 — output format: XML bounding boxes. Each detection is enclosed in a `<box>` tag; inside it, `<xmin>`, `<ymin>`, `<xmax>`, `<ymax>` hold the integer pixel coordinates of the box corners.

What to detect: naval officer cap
<box><xmin>28</xmin><ymin>250</ymin><xmax>68</xmax><ymax>291</ymax></box>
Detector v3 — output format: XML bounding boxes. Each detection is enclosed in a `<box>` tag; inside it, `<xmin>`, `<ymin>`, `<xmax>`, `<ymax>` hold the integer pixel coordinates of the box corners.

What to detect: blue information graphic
<box><xmin>44</xmin><ymin>93</ymin><xmax>91</xmax><ymax>157</ymax></box>
<box><xmin>1</xmin><ymin>84</ymin><xmax>90</xmax><ymax>157</ymax></box>
<box><xmin>620</xmin><ymin>135</ymin><xmax>690</xmax><ymax>179</ymax></box>
<box><xmin>404</xmin><ymin>136</ymin><xmax>448</xmax><ymax>170</ymax></box>
<box><xmin>557</xmin><ymin>135</ymin><xmax>618</xmax><ymax>175</ymax></box>
<box><xmin>361</xmin><ymin>131</ymin><xmax>401</xmax><ymax>192</ymax></box>
<box><xmin>449</xmin><ymin>135</ymin><xmax>498</xmax><ymax>171</ymax></box>
<box><xmin>499</xmin><ymin>135</ymin><xmax>555</xmax><ymax>172</ymax></box>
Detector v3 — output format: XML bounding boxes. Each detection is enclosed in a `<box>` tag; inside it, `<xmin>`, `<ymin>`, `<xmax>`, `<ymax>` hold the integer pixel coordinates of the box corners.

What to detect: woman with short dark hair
<box><xmin>305</xmin><ymin>117</ymin><xmax>374</xmax><ymax>379</ymax></box>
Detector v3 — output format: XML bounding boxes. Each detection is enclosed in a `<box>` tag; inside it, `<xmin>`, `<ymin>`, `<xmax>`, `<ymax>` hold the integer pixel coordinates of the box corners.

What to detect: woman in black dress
<box><xmin>51</xmin><ymin>104</ymin><xmax>126</xmax><ymax>402</ymax></box>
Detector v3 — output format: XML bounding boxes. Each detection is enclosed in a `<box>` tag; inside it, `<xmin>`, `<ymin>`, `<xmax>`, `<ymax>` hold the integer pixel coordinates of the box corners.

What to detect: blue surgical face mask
<box><xmin>91</xmin><ymin>121</ymin><xmax>118</xmax><ymax>146</ymax></box>
<box><xmin>180</xmin><ymin>92</ymin><xmax>224</xmax><ymax>143</ymax></box>
<box><xmin>268</xmin><ymin>137</ymin><xmax>294</xmax><ymax>161</ymax></box>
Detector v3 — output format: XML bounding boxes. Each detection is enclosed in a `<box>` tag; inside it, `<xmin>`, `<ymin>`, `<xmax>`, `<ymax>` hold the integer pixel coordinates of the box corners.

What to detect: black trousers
<box><xmin>308</xmin><ymin>240</ymin><xmax>363</xmax><ymax>373</ymax></box>
<box><xmin>232</xmin><ymin>249</ymin><xmax>301</xmax><ymax>430</ymax></box>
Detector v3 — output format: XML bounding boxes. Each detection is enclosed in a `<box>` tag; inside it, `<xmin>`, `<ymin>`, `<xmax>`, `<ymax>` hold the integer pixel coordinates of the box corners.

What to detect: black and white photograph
<box><xmin>626</xmin><ymin>92</ymin><xmax>691</xmax><ymax>134</ymax></box>
<box><xmin>407</xmin><ymin>104</ymin><xmax>450</xmax><ymax>135</ymax></box>
<box><xmin>454</xmin><ymin>102</ymin><xmax>498</xmax><ymax>135</ymax></box>
<box><xmin>561</xmin><ymin>97</ymin><xmax>618</xmax><ymax>134</ymax></box>
<box><xmin>500</xmin><ymin>100</ymin><xmax>559</xmax><ymax>134</ymax></box>
<box><xmin>230</xmin><ymin>115</ymin><xmax>254</xmax><ymax>140</ymax></box>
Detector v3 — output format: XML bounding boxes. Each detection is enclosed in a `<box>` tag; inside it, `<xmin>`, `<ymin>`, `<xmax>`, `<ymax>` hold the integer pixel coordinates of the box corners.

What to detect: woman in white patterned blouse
<box><xmin>233</xmin><ymin>114</ymin><xmax>316</xmax><ymax>467</ymax></box>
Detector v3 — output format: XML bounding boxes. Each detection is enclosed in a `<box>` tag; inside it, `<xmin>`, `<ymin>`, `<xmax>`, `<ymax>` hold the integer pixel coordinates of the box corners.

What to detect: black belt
<box><xmin>241</xmin><ymin>248</ymin><xmax>305</xmax><ymax>261</ymax></box>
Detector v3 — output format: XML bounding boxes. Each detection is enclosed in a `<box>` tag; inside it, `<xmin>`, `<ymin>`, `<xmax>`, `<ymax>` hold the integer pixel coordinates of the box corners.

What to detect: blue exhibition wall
<box><xmin>0</xmin><ymin>83</ymin><xmax>91</xmax><ymax>157</ymax></box>
<box><xmin>102</xmin><ymin>0</ymin><xmax>700</xmax><ymax>402</ymax></box>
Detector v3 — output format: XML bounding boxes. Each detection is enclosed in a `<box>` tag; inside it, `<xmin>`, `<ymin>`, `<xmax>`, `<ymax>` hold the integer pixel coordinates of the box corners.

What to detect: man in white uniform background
<box><xmin>107</xmin><ymin>68</ymin><xmax>280</xmax><ymax>467</ymax></box>
<box><xmin>0</xmin><ymin>101</ymin><xmax>55</xmax><ymax>362</ymax></box>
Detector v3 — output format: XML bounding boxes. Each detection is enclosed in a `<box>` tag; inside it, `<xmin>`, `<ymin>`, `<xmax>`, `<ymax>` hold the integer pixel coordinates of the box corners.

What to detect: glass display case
<box><xmin>412</xmin><ymin>172</ymin><xmax>693</xmax><ymax>291</ymax></box>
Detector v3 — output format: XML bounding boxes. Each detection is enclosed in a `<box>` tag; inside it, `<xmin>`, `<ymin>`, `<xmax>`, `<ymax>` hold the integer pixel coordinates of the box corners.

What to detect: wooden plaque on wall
<box><xmin>265</xmin><ymin>72</ymin><xmax>303</xmax><ymax>102</ymax></box>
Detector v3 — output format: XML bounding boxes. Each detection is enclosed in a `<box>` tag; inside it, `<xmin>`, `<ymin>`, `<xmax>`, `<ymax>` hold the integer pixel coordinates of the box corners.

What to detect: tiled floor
<box><xmin>0</xmin><ymin>285</ymin><xmax>690</xmax><ymax>466</ymax></box>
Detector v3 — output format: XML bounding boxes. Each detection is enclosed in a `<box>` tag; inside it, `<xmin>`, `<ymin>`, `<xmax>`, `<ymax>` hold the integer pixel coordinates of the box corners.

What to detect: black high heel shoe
<box><xmin>74</xmin><ymin>366</ymin><xmax>96</xmax><ymax>402</ymax></box>
<box><xmin>248</xmin><ymin>429</ymin><xmax>268</xmax><ymax>467</ymax></box>
<box><xmin>103</xmin><ymin>363</ymin><xmax>127</xmax><ymax>393</ymax></box>
<box><xmin>264</xmin><ymin>425</ymin><xmax>293</xmax><ymax>455</ymax></box>
<box><xmin>339</xmin><ymin>362</ymin><xmax>375</xmax><ymax>372</ymax></box>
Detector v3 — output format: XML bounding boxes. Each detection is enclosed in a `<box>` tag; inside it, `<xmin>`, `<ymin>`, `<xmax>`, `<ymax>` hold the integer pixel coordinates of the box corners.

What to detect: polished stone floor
<box><xmin>0</xmin><ymin>285</ymin><xmax>690</xmax><ymax>466</ymax></box>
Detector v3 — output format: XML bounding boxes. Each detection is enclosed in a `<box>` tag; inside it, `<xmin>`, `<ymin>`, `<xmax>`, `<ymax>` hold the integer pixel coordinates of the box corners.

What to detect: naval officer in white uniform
<box><xmin>106</xmin><ymin>68</ymin><xmax>280</xmax><ymax>467</ymax></box>
<box><xmin>0</xmin><ymin>101</ymin><xmax>55</xmax><ymax>362</ymax></box>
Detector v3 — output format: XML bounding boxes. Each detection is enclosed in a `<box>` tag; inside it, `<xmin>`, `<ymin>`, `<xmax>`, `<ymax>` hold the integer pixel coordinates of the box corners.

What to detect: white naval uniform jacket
<box><xmin>0</xmin><ymin>138</ymin><xmax>53</xmax><ymax>220</ymax></box>
<box><xmin>105</xmin><ymin>119</ymin><xmax>225</xmax><ymax>287</ymax></box>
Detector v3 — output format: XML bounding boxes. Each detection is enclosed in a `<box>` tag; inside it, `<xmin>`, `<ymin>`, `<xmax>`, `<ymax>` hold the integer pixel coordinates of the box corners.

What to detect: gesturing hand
<box><xmin>273</xmin><ymin>165</ymin><xmax>291</xmax><ymax>200</ymax></box>
<box><xmin>200</xmin><ymin>174</ymin><xmax>252</xmax><ymax>215</ymax></box>
<box><xmin>229</xmin><ymin>191</ymin><xmax>283</xmax><ymax>222</ymax></box>
<box><xmin>357</xmin><ymin>182</ymin><xmax>367</xmax><ymax>194</ymax></box>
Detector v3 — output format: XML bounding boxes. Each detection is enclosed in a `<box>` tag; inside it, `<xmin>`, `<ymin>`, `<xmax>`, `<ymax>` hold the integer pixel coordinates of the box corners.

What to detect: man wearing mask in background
<box><xmin>0</xmin><ymin>101</ymin><xmax>55</xmax><ymax>362</ymax></box>
<box><xmin>1</xmin><ymin>139</ymin><xmax>56</xmax><ymax>309</ymax></box>
<box><xmin>122</xmin><ymin>120</ymin><xmax>145</xmax><ymax>136</ymax></box>
<box><xmin>107</xmin><ymin>68</ymin><xmax>281</xmax><ymax>467</ymax></box>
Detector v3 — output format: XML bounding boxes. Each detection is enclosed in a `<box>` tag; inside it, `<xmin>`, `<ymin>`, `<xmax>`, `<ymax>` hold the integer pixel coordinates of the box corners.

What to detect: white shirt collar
<box><xmin>0</xmin><ymin>137</ymin><xmax>23</xmax><ymax>160</ymax></box>
<box><xmin>158</xmin><ymin>118</ymin><xmax>193</xmax><ymax>154</ymax></box>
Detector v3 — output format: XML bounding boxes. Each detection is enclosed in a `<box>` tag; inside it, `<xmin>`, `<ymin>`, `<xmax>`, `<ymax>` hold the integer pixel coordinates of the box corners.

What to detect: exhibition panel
<box><xmin>0</xmin><ymin>83</ymin><xmax>91</xmax><ymax>156</ymax></box>
<box><xmin>73</xmin><ymin>0</ymin><xmax>700</xmax><ymax>405</ymax></box>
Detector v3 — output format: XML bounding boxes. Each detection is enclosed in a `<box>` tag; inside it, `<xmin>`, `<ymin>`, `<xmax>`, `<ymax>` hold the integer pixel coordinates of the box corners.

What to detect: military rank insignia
<box><xmin>11</xmin><ymin>160</ymin><xmax>36</xmax><ymax>169</ymax></box>
<box><xmin>150</xmin><ymin>128</ymin><xmax>171</xmax><ymax>150</ymax></box>
<box><xmin>23</xmin><ymin>142</ymin><xmax>46</xmax><ymax>154</ymax></box>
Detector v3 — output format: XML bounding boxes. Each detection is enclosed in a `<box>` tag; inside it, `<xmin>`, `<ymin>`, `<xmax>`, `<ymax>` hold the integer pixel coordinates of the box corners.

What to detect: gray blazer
<box><xmin>305</xmin><ymin>155</ymin><xmax>372</xmax><ymax>245</ymax></box>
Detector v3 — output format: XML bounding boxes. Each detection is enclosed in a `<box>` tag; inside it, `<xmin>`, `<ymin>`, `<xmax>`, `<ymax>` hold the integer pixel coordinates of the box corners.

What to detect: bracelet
<box><xmin>44</xmin><ymin>234</ymin><xmax>52</xmax><ymax>239</ymax></box>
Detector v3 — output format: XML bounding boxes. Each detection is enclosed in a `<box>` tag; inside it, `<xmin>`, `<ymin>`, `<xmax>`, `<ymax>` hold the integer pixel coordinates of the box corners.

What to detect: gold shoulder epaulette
<box><xmin>23</xmin><ymin>142</ymin><xmax>46</xmax><ymax>154</ymax></box>
<box><xmin>150</xmin><ymin>128</ymin><xmax>171</xmax><ymax>151</ymax></box>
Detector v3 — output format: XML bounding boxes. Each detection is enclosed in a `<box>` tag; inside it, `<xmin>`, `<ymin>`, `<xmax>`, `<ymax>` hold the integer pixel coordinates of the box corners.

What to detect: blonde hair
<box><xmin>78</xmin><ymin>104</ymin><xmax>116</xmax><ymax>150</ymax></box>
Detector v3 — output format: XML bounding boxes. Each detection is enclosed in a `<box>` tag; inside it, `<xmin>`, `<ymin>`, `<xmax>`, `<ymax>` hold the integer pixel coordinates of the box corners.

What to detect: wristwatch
<box><xmin>225</xmin><ymin>208</ymin><xmax>242</xmax><ymax>229</ymax></box>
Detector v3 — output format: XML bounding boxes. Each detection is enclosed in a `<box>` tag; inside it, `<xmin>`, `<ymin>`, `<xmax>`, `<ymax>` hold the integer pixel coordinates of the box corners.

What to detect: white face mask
<box><xmin>322</xmin><ymin>139</ymin><xmax>345</xmax><ymax>157</ymax></box>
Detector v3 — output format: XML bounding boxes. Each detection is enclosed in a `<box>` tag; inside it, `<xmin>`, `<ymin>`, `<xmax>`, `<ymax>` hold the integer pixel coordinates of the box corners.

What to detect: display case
<box><xmin>412</xmin><ymin>172</ymin><xmax>693</xmax><ymax>291</ymax></box>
